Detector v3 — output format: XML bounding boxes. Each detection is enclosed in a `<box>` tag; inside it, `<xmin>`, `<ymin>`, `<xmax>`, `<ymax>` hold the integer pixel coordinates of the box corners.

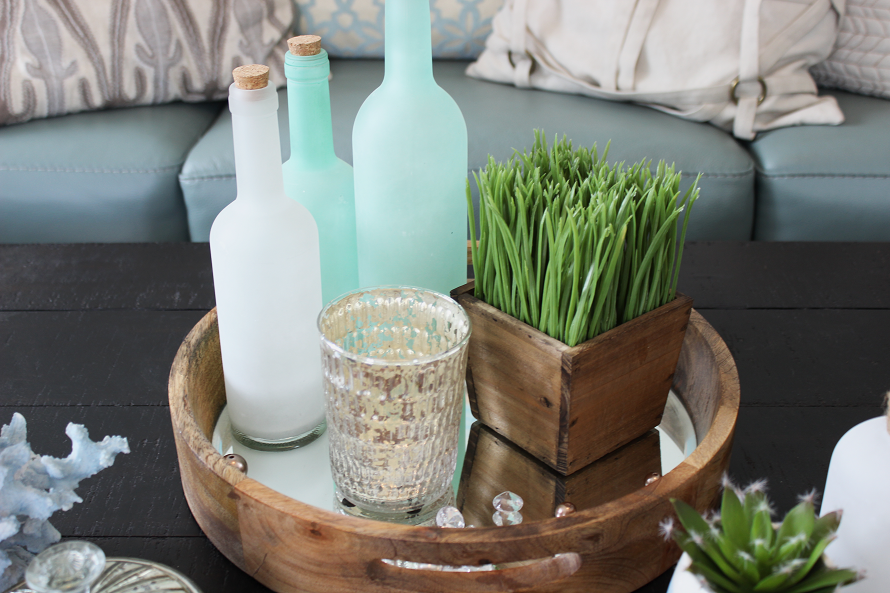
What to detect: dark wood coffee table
<box><xmin>1</xmin><ymin>242</ymin><xmax>887</xmax><ymax>593</ymax></box>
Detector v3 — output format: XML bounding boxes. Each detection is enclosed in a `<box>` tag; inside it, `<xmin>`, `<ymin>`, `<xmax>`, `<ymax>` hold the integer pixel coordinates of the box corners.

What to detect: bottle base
<box><xmin>232</xmin><ymin>420</ymin><xmax>326</xmax><ymax>451</ymax></box>
<box><xmin>333</xmin><ymin>487</ymin><xmax>454</xmax><ymax>526</ymax></box>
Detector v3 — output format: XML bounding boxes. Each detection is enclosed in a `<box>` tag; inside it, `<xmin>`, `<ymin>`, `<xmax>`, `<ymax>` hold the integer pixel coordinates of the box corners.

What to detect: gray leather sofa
<box><xmin>2</xmin><ymin>59</ymin><xmax>889</xmax><ymax>243</ymax></box>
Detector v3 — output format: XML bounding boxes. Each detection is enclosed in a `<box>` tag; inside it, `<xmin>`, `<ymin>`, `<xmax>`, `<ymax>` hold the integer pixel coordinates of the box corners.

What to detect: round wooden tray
<box><xmin>168</xmin><ymin>309</ymin><xmax>739</xmax><ymax>593</ymax></box>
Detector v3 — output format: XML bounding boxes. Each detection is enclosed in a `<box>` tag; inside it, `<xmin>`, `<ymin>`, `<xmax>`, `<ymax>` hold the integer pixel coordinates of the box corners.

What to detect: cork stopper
<box><xmin>233</xmin><ymin>64</ymin><xmax>270</xmax><ymax>90</ymax></box>
<box><xmin>288</xmin><ymin>35</ymin><xmax>322</xmax><ymax>56</ymax></box>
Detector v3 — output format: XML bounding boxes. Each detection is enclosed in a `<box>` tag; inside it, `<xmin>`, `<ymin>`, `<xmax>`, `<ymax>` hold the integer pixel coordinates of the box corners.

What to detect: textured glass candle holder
<box><xmin>318</xmin><ymin>286</ymin><xmax>471</xmax><ymax>520</ymax></box>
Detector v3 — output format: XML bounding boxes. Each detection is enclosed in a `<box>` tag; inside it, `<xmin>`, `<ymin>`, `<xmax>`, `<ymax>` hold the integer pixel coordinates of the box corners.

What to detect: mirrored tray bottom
<box><xmin>212</xmin><ymin>390</ymin><xmax>696</xmax><ymax>525</ymax></box>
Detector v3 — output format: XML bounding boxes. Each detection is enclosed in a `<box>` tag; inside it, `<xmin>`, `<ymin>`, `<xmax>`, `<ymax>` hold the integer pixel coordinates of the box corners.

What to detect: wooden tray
<box><xmin>168</xmin><ymin>309</ymin><xmax>739</xmax><ymax>593</ymax></box>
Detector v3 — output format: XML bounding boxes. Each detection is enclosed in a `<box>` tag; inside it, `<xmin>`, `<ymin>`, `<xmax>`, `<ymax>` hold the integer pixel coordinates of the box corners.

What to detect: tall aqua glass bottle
<box><xmin>352</xmin><ymin>0</ymin><xmax>468</xmax><ymax>295</ymax></box>
<box><xmin>283</xmin><ymin>35</ymin><xmax>358</xmax><ymax>305</ymax></box>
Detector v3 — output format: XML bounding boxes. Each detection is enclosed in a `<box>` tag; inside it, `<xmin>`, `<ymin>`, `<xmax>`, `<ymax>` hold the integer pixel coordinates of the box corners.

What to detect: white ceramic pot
<box><xmin>821</xmin><ymin>415</ymin><xmax>890</xmax><ymax>593</ymax></box>
<box><xmin>666</xmin><ymin>551</ymin><xmax>846</xmax><ymax>593</ymax></box>
<box><xmin>666</xmin><ymin>553</ymin><xmax>710</xmax><ymax>593</ymax></box>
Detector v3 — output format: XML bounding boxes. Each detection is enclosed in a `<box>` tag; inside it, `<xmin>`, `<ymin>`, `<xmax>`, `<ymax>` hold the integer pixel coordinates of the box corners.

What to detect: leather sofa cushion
<box><xmin>748</xmin><ymin>90</ymin><xmax>890</xmax><ymax>240</ymax></box>
<box><xmin>181</xmin><ymin>59</ymin><xmax>756</xmax><ymax>242</ymax></box>
<box><xmin>0</xmin><ymin>101</ymin><xmax>222</xmax><ymax>243</ymax></box>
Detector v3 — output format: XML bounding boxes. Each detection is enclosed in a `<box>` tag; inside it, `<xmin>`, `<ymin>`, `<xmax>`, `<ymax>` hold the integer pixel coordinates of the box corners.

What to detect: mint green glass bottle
<box><xmin>283</xmin><ymin>35</ymin><xmax>358</xmax><ymax>305</ymax></box>
<box><xmin>352</xmin><ymin>0</ymin><xmax>468</xmax><ymax>295</ymax></box>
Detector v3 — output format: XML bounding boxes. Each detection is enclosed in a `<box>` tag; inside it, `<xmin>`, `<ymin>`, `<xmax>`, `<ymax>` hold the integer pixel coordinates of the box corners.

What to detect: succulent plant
<box><xmin>665</xmin><ymin>479</ymin><xmax>860</xmax><ymax>593</ymax></box>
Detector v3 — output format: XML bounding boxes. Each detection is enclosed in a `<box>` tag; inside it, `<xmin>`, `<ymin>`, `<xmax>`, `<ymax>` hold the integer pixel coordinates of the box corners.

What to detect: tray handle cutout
<box><xmin>371</xmin><ymin>553</ymin><xmax>582</xmax><ymax>592</ymax></box>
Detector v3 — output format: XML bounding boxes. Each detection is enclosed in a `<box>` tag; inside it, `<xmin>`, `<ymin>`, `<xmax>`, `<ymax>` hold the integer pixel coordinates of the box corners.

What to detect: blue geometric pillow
<box><xmin>295</xmin><ymin>0</ymin><xmax>501</xmax><ymax>59</ymax></box>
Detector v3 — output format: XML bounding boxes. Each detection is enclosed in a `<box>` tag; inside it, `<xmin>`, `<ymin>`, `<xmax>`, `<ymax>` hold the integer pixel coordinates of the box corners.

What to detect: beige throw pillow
<box><xmin>468</xmin><ymin>0</ymin><xmax>845</xmax><ymax>140</ymax></box>
<box><xmin>0</xmin><ymin>0</ymin><xmax>293</xmax><ymax>126</ymax></box>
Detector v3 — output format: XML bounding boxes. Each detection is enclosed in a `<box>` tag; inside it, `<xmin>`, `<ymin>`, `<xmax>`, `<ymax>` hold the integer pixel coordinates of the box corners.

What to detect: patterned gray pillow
<box><xmin>0</xmin><ymin>0</ymin><xmax>293</xmax><ymax>126</ymax></box>
<box><xmin>295</xmin><ymin>0</ymin><xmax>502</xmax><ymax>58</ymax></box>
<box><xmin>811</xmin><ymin>0</ymin><xmax>890</xmax><ymax>99</ymax></box>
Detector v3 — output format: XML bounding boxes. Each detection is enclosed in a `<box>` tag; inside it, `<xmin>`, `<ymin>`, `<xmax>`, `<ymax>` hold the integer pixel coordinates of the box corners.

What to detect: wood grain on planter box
<box><xmin>452</xmin><ymin>282</ymin><xmax>693</xmax><ymax>475</ymax></box>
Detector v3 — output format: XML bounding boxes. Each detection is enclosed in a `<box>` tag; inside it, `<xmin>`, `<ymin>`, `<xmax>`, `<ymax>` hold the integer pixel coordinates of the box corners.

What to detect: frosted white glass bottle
<box><xmin>352</xmin><ymin>0</ymin><xmax>468</xmax><ymax>295</ymax></box>
<box><xmin>209</xmin><ymin>64</ymin><xmax>325</xmax><ymax>451</ymax></box>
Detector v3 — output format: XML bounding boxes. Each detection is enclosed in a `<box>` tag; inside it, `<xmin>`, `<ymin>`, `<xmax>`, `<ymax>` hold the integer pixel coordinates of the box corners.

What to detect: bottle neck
<box><xmin>228</xmin><ymin>84</ymin><xmax>287</xmax><ymax>204</ymax></box>
<box><xmin>383</xmin><ymin>0</ymin><xmax>434</xmax><ymax>83</ymax></box>
<box><xmin>284</xmin><ymin>50</ymin><xmax>337</xmax><ymax>169</ymax></box>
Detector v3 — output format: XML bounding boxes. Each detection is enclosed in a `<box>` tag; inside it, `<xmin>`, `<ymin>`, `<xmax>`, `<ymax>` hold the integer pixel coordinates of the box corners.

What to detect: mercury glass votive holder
<box><xmin>317</xmin><ymin>286</ymin><xmax>471</xmax><ymax>519</ymax></box>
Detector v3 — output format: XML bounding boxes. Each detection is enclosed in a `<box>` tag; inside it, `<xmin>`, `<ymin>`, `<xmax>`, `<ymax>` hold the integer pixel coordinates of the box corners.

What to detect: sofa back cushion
<box><xmin>0</xmin><ymin>0</ymin><xmax>293</xmax><ymax>126</ymax></box>
<box><xmin>295</xmin><ymin>0</ymin><xmax>501</xmax><ymax>58</ymax></box>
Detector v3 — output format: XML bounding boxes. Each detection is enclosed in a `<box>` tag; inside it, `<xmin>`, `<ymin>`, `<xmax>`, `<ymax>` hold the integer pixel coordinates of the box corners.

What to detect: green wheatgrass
<box><xmin>468</xmin><ymin>131</ymin><xmax>699</xmax><ymax>347</ymax></box>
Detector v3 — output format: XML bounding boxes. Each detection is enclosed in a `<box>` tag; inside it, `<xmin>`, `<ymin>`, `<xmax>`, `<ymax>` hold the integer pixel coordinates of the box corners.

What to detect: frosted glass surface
<box><xmin>283</xmin><ymin>49</ymin><xmax>358</xmax><ymax>305</ymax></box>
<box><xmin>210</xmin><ymin>83</ymin><xmax>325</xmax><ymax>447</ymax></box>
<box><xmin>352</xmin><ymin>0</ymin><xmax>468</xmax><ymax>296</ymax></box>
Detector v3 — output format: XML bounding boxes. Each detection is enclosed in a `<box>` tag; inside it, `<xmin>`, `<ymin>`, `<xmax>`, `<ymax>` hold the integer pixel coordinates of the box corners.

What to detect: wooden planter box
<box><xmin>451</xmin><ymin>282</ymin><xmax>693</xmax><ymax>475</ymax></box>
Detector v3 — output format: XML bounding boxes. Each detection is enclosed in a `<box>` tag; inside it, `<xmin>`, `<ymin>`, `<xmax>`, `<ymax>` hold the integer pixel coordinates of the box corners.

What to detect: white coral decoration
<box><xmin>0</xmin><ymin>413</ymin><xmax>129</xmax><ymax>590</ymax></box>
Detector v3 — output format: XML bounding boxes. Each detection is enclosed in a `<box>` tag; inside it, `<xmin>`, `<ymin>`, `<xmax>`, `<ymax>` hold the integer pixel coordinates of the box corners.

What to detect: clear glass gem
<box><xmin>492</xmin><ymin>491</ymin><xmax>524</xmax><ymax>512</ymax></box>
<box><xmin>436</xmin><ymin>506</ymin><xmax>466</xmax><ymax>528</ymax></box>
<box><xmin>16</xmin><ymin>543</ymin><xmax>203</xmax><ymax>593</ymax></box>
<box><xmin>25</xmin><ymin>541</ymin><xmax>106</xmax><ymax>593</ymax></box>
<box><xmin>492</xmin><ymin>510</ymin><xmax>523</xmax><ymax>526</ymax></box>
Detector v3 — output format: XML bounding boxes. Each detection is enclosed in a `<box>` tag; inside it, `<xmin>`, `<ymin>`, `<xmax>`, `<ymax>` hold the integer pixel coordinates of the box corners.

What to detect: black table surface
<box><xmin>1</xmin><ymin>242</ymin><xmax>888</xmax><ymax>593</ymax></box>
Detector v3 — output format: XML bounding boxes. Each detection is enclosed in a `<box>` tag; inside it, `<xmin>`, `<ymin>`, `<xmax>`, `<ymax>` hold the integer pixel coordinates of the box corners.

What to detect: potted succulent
<box><xmin>452</xmin><ymin>131</ymin><xmax>698</xmax><ymax>474</ymax></box>
<box><xmin>665</xmin><ymin>478</ymin><xmax>861</xmax><ymax>593</ymax></box>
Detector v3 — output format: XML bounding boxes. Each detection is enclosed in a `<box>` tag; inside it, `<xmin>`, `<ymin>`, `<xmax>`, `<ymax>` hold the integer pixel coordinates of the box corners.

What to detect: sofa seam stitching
<box><xmin>179</xmin><ymin>171</ymin><xmax>756</xmax><ymax>182</ymax></box>
<box><xmin>757</xmin><ymin>171</ymin><xmax>890</xmax><ymax>180</ymax></box>
<box><xmin>0</xmin><ymin>165</ymin><xmax>181</xmax><ymax>174</ymax></box>
<box><xmin>179</xmin><ymin>174</ymin><xmax>235</xmax><ymax>182</ymax></box>
<box><xmin>680</xmin><ymin>171</ymin><xmax>753</xmax><ymax>179</ymax></box>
